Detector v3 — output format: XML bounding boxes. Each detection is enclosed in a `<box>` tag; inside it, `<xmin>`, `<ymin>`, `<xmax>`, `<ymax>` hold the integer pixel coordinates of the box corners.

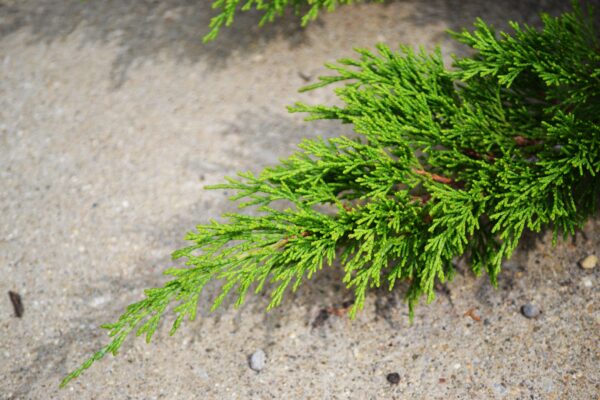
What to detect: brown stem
<box><xmin>413</xmin><ymin>169</ymin><xmax>454</xmax><ymax>185</ymax></box>
<box><xmin>514</xmin><ymin>135</ymin><xmax>543</xmax><ymax>147</ymax></box>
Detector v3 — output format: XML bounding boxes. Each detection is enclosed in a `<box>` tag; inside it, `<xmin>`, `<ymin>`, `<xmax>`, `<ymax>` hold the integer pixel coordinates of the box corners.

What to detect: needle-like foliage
<box><xmin>62</xmin><ymin>4</ymin><xmax>600</xmax><ymax>387</ymax></box>
<box><xmin>203</xmin><ymin>0</ymin><xmax>373</xmax><ymax>42</ymax></box>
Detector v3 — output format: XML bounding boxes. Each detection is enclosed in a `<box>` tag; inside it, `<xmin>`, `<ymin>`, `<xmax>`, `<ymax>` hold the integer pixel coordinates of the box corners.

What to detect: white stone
<box><xmin>249</xmin><ymin>349</ymin><xmax>266</xmax><ymax>372</ymax></box>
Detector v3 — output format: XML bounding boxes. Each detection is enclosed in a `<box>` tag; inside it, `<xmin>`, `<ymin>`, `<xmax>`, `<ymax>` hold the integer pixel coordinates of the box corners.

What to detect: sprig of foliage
<box><xmin>61</xmin><ymin>4</ymin><xmax>600</xmax><ymax>387</ymax></box>
<box><xmin>203</xmin><ymin>0</ymin><xmax>374</xmax><ymax>42</ymax></box>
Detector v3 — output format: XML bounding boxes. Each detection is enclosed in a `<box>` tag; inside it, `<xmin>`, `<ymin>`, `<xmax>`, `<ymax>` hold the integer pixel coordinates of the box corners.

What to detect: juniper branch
<box><xmin>203</xmin><ymin>0</ymin><xmax>379</xmax><ymax>42</ymax></box>
<box><xmin>61</xmin><ymin>3</ymin><xmax>600</xmax><ymax>387</ymax></box>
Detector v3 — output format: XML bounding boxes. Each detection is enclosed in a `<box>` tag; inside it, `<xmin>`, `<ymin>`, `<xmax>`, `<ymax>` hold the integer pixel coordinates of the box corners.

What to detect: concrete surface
<box><xmin>1</xmin><ymin>0</ymin><xmax>598</xmax><ymax>398</ymax></box>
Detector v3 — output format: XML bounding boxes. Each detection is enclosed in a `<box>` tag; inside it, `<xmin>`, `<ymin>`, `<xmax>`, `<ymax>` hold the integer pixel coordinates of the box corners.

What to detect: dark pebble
<box><xmin>8</xmin><ymin>291</ymin><xmax>24</xmax><ymax>318</ymax></box>
<box><xmin>386</xmin><ymin>372</ymin><xmax>400</xmax><ymax>385</ymax></box>
<box><xmin>521</xmin><ymin>304</ymin><xmax>540</xmax><ymax>318</ymax></box>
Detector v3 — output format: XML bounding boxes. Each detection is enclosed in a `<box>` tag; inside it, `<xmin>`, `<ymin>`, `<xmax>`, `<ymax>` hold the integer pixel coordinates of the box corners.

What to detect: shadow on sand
<box><xmin>0</xmin><ymin>0</ymin><xmax>590</xmax><ymax>87</ymax></box>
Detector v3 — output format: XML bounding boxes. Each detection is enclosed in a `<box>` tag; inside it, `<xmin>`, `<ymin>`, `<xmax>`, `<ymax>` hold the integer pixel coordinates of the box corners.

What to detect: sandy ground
<box><xmin>1</xmin><ymin>0</ymin><xmax>599</xmax><ymax>399</ymax></box>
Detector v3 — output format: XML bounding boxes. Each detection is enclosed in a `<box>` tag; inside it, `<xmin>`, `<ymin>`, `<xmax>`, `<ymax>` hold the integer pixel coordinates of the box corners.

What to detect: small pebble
<box><xmin>579</xmin><ymin>254</ymin><xmax>598</xmax><ymax>270</ymax></box>
<box><xmin>582</xmin><ymin>278</ymin><xmax>592</xmax><ymax>288</ymax></box>
<box><xmin>492</xmin><ymin>383</ymin><xmax>508</xmax><ymax>397</ymax></box>
<box><xmin>192</xmin><ymin>367</ymin><xmax>209</xmax><ymax>380</ymax></box>
<box><xmin>521</xmin><ymin>304</ymin><xmax>540</xmax><ymax>319</ymax></box>
<box><xmin>386</xmin><ymin>372</ymin><xmax>400</xmax><ymax>385</ymax></box>
<box><xmin>249</xmin><ymin>349</ymin><xmax>266</xmax><ymax>372</ymax></box>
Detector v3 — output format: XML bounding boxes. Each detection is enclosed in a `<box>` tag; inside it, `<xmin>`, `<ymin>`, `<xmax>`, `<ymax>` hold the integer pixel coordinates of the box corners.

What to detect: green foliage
<box><xmin>203</xmin><ymin>0</ymin><xmax>373</xmax><ymax>42</ymax></box>
<box><xmin>61</xmin><ymin>4</ymin><xmax>600</xmax><ymax>386</ymax></box>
